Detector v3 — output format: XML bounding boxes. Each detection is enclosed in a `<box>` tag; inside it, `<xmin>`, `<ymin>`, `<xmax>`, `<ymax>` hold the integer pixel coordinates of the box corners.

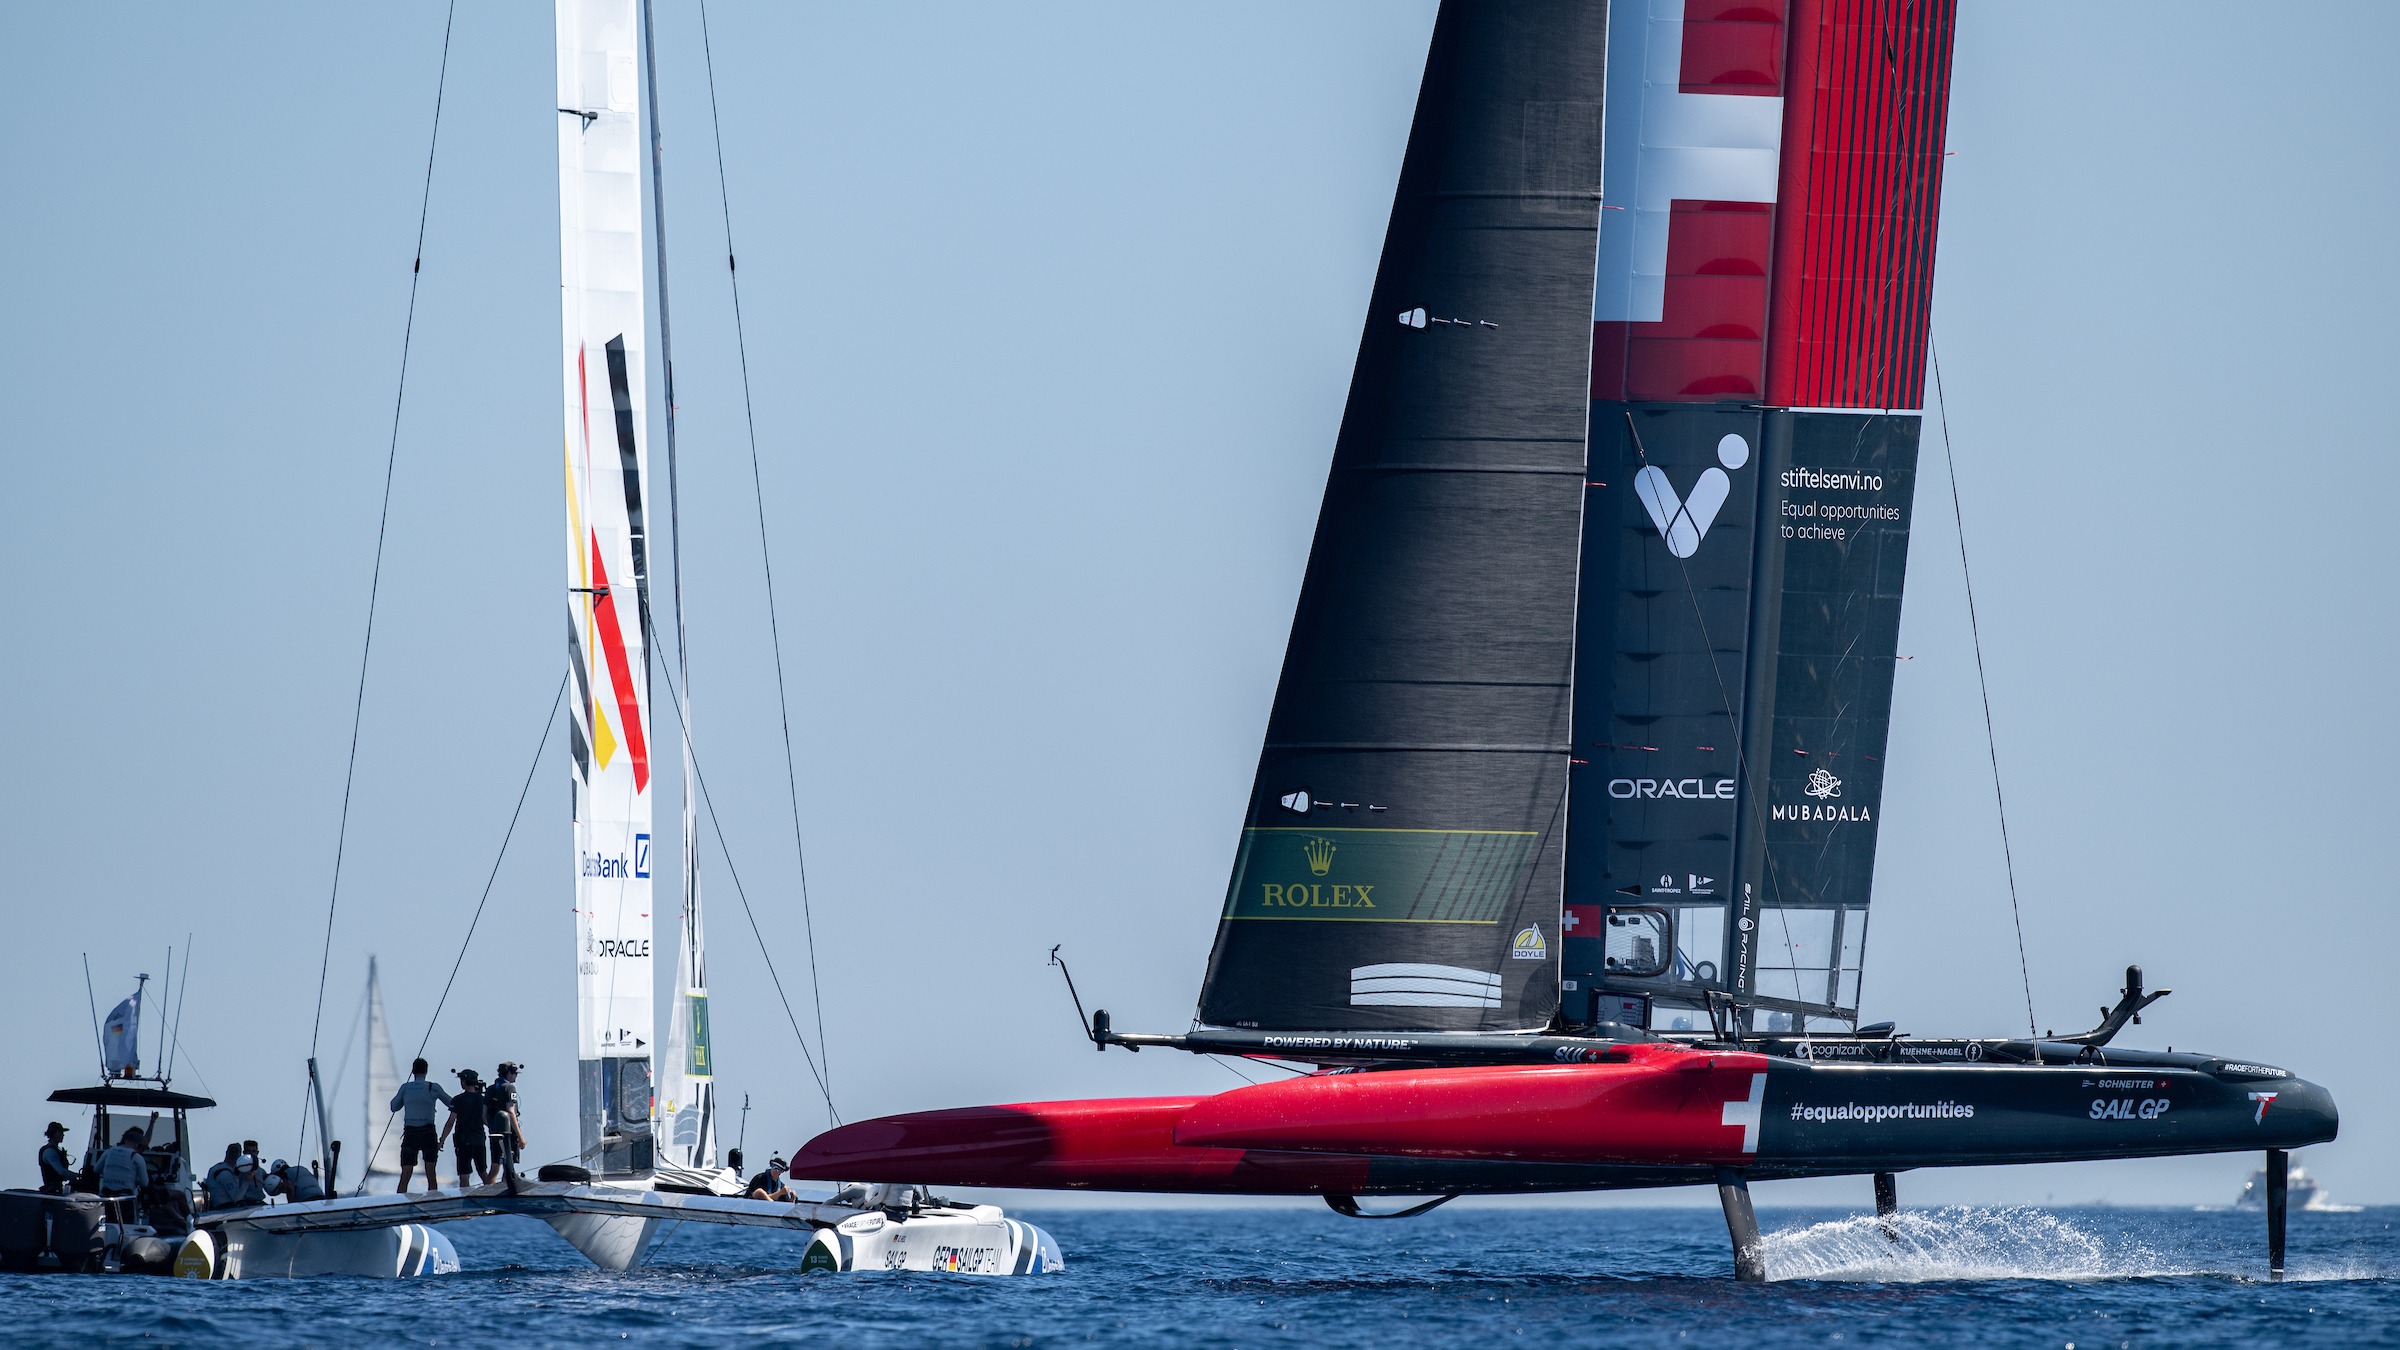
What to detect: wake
<box><xmin>1760</xmin><ymin>1207</ymin><xmax>2170</xmax><ymax>1282</ymax></box>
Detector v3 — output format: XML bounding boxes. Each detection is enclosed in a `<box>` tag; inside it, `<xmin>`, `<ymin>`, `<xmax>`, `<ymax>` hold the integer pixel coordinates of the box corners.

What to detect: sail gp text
<box><xmin>2092</xmin><ymin>1097</ymin><xmax>2171</xmax><ymax>1120</ymax></box>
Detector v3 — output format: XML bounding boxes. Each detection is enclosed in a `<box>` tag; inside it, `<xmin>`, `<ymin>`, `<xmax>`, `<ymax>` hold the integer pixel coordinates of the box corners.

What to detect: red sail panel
<box><xmin>588</xmin><ymin>530</ymin><xmax>651</xmax><ymax>792</ymax></box>
<box><xmin>1763</xmin><ymin>0</ymin><xmax>1959</xmax><ymax>410</ymax></box>
<box><xmin>1591</xmin><ymin>2</ymin><xmax>1786</xmax><ymax>403</ymax></box>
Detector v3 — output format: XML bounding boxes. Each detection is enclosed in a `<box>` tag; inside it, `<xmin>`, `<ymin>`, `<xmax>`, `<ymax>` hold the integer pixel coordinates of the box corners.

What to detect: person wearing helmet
<box><xmin>269</xmin><ymin>1158</ymin><xmax>325</xmax><ymax>1204</ymax></box>
<box><xmin>745</xmin><ymin>1156</ymin><xmax>797</xmax><ymax>1203</ymax></box>
<box><xmin>438</xmin><ymin>1069</ymin><xmax>493</xmax><ymax>1188</ymax></box>
<box><xmin>486</xmin><ymin>1063</ymin><xmax>525</xmax><ymax>1196</ymax></box>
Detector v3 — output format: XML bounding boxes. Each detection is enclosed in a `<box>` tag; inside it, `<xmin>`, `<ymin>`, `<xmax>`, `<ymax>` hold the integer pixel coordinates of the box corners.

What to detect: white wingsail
<box><xmin>364</xmin><ymin>957</ymin><xmax>404</xmax><ymax>1178</ymax></box>
<box><xmin>658</xmin><ymin>887</ymin><xmax>718</xmax><ymax>1172</ymax></box>
<box><xmin>559</xmin><ymin>0</ymin><xmax>657</xmax><ymax>1179</ymax></box>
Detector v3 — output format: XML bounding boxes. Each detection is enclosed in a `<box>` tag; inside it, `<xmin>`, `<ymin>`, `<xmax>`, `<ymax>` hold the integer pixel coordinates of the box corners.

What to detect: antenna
<box><xmin>157</xmin><ymin>947</ymin><xmax>172</xmax><ymax>1081</ymax></box>
<box><xmin>81</xmin><ymin>954</ymin><xmax>105</xmax><ymax>1080</ymax></box>
<box><xmin>168</xmin><ymin>936</ymin><xmax>193</xmax><ymax>1085</ymax></box>
<box><xmin>737</xmin><ymin>1093</ymin><xmax>751</xmax><ymax>1157</ymax></box>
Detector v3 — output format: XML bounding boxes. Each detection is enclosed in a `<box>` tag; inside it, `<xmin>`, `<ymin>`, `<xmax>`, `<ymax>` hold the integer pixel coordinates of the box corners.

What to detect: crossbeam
<box><xmin>200</xmin><ymin>1181</ymin><xmax>867</xmax><ymax>1239</ymax></box>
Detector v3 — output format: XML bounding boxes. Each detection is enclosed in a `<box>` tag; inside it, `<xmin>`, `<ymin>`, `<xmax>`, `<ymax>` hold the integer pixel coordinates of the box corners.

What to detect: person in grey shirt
<box><xmin>389</xmin><ymin>1056</ymin><xmax>453</xmax><ymax>1194</ymax></box>
<box><xmin>202</xmin><ymin>1143</ymin><xmax>244</xmax><ymax>1209</ymax></box>
<box><xmin>96</xmin><ymin>1127</ymin><xmax>149</xmax><ymax>1197</ymax></box>
<box><xmin>269</xmin><ymin>1159</ymin><xmax>325</xmax><ymax>1204</ymax></box>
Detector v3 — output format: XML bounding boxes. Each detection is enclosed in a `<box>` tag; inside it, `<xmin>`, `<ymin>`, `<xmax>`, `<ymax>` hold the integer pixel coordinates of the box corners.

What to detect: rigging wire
<box><xmin>352</xmin><ymin>675</ymin><xmax>564</xmax><ymax>1191</ymax></box>
<box><xmin>302</xmin><ymin>0</ymin><xmax>460</xmax><ymax>1156</ymax></box>
<box><xmin>1928</xmin><ymin>340</ymin><xmax>2039</xmax><ymax>1037</ymax></box>
<box><xmin>696</xmin><ymin>0</ymin><xmax>837</xmax><ymax>1099</ymax></box>
<box><xmin>644</xmin><ymin>618</ymin><xmax>840</xmax><ymax>1125</ymax></box>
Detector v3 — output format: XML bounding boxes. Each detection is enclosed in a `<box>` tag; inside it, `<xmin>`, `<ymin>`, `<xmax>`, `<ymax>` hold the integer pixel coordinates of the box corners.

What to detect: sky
<box><xmin>4</xmin><ymin>2</ymin><xmax>2395</xmax><ymax>1214</ymax></box>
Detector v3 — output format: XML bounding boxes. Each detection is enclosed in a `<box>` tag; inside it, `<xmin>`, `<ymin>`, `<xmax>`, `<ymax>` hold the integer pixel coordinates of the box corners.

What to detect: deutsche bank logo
<box><xmin>1635</xmin><ymin>434</ymin><xmax>1750</xmax><ymax>558</ymax></box>
<box><xmin>634</xmin><ymin>833</ymin><xmax>651</xmax><ymax>880</ymax></box>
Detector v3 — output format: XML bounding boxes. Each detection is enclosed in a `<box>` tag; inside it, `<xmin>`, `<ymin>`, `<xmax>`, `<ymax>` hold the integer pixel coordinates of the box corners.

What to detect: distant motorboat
<box><xmin>2234</xmin><ymin>1160</ymin><xmax>2359</xmax><ymax>1213</ymax></box>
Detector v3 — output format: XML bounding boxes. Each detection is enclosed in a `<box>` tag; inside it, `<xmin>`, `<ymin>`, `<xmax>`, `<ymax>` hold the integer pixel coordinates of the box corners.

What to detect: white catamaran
<box><xmin>160</xmin><ymin>0</ymin><xmax>1058</xmax><ymax>1279</ymax></box>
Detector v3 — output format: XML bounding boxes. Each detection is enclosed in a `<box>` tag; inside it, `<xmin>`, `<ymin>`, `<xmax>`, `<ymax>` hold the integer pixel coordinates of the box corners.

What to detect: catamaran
<box><xmin>151</xmin><ymin>0</ymin><xmax>1061</xmax><ymax>1278</ymax></box>
<box><xmin>791</xmin><ymin>0</ymin><xmax>2337</xmax><ymax>1282</ymax></box>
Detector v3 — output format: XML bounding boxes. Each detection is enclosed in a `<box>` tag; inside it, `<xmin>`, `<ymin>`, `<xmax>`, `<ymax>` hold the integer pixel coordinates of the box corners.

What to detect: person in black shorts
<box><xmin>388</xmin><ymin>1057</ymin><xmax>453</xmax><ymax>1194</ymax></box>
<box><xmin>486</xmin><ymin>1062</ymin><xmax>525</xmax><ymax>1195</ymax></box>
<box><xmin>439</xmin><ymin>1069</ymin><xmax>493</xmax><ymax>1187</ymax></box>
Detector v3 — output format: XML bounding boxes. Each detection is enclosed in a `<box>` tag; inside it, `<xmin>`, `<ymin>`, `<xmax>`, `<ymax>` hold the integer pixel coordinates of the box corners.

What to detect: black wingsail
<box><xmin>1195</xmin><ymin>2</ymin><xmax>1609</xmax><ymax>1033</ymax></box>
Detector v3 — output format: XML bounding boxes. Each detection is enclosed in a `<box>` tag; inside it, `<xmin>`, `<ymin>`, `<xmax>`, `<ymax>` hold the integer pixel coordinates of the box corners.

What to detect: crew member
<box><xmin>230</xmin><ymin>1153</ymin><xmax>270</xmax><ymax>1208</ymax></box>
<box><xmin>203</xmin><ymin>1143</ymin><xmax>244</xmax><ymax>1210</ymax></box>
<box><xmin>96</xmin><ymin>1127</ymin><xmax>150</xmax><ymax>1214</ymax></box>
<box><xmin>269</xmin><ymin>1158</ymin><xmax>325</xmax><ymax>1203</ymax></box>
<box><xmin>746</xmin><ymin>1156</ymin><xmax>797</xmax><ymax>1203</ymax></box>
<box><xmin>389</xmin><ymin>1056</ymin><xmax>454</xmax><ymax>1194</ymax></box>
<box><xmin>438</xmin><ymin>1069</ymin><xmax>493</xmax><ymax>1187</ymax></box>
<box><xmin>486</xmin><ymin>1063</ymin><xmax>525</xmax><ymax>1196</ymax></box>
<box><xmin>37</xmin><ymin>1122</ymin><xmax>74</xmax><ymax>1195</ymax></box>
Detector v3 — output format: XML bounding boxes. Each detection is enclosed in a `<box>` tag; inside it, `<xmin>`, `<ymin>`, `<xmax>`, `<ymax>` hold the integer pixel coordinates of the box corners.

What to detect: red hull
<box><xmin>792</xmin><ymin>1045</ymin><xmax>1776</xmax><ymax>1194</ymax></box>
<box><xmin>792</xmin><ymin>1094</ymin><xmax>1379</xmax><ymax>1195</ymax></box>
<box><xmin>1175</xmin><ymin>1045</ymin><xmax>1770</xmax><ymax>1165</ymax></box>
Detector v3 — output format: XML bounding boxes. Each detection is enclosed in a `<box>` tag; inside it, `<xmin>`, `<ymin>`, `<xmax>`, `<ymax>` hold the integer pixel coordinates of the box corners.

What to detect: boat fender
<box><xmin>172</xmin><ymin>1231</ymin><xmax>216</xmax><ymax>1279</ymax></box>
<box><xmin>122</xmin><ymin>1235</ymin><xmax>177</xmax><ymax>1273</ymax></box>
<box><xmin>800</xmin><ymin>1228</ymin><xmax>847</xmax><ymax>1274</ymax></box>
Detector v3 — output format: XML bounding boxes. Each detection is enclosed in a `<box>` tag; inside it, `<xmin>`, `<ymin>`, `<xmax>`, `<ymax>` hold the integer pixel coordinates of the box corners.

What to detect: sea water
<box><xmin>3</xmin><ymin>1205</ymin><xmax>2392</xmax><ymax>1347</ymax></box>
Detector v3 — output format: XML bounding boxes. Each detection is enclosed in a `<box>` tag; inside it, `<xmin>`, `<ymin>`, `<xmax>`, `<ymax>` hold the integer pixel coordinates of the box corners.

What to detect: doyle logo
<box><xmin>1804</xmin><ymin>768</ymin><xmax>1842</xmax><ymax>800</ymax></box>
<box><xmin>1511</xmin><ymin>926</ymin><xmax>1548</xmax><ymax>961</ymax></box>
<box><xmin>1303</xmin><ymin>836</ymin><xmax>1336</xmax><ymax>877</ymax></box>
<box><xmin>1635</xmin><ymin>434</ymin><xmax>1749</xmax><ymax>558</ymax></box>
<box><xmin>2249</xmin><ymin>1091</ymin><xmax>2280</xmax><ymax>1123</ymax></box>
<box><xmin>633</xmin><ymin>833</ymin><xmax>651</xmax><ymax>879</ymax></box>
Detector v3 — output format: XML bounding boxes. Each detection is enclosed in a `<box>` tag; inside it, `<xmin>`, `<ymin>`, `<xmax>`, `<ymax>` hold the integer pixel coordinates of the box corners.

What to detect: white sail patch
<box><xmin>1349</xmin><ymin>963</ymin><xmax>1503</xmax><ymax>1009</ymax></box>
<box><xmin>1592</xmin><ymin>0</ymin><xmax>1784</xmax><ymax>325</ymax></box>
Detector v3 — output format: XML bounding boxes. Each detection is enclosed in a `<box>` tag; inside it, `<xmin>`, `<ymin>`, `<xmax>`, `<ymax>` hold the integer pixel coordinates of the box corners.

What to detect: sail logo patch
<box><xmin>1510</xmin><ymin>926</ymin><xmax>1548</xmax><ymax>961</ymax></box>
<box><xmin>1634</xmin><ymin>435</ymin><xmax>1749</xmax><ymax>558</ymax></box>
<box><xmin>1804</xmin><ymin>769</ymin><xmax>1842</xmax><ymax>800</ymax></box>
<box><xmin>1721</xmin><ymin>1072</ymin><xmax>1767</xmax><ymax>1153</ymax></box>
<box><xmin>634</xmin><ymin>833</ymin><xmax>651</xmax><ymax>879</ymax></box>
<box><xmin>1350</xmin><ymin>963</ymin><xmax>1501</xmax><ymax>1009</ymax></box>
<box><xmin>1609</xmin><ymin>777</ymin><xmax>1735</xmax><ymax>800</ymax></box>
<box><xmin>1303</xmin><ymin>837</ymin><xmax>1336</xmax><ymax>876</ymax></box>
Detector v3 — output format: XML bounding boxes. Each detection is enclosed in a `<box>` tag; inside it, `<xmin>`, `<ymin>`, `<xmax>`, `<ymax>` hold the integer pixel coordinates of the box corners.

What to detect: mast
<box><xmin>640</xmin><ymin>0</ymin><xmax>716</xmax><ymax>1173</ymax></box>
<box><xmin>558</xmin><ymin>0</ymin><xmax>658</xmax><ymax>1180</ymax></box>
